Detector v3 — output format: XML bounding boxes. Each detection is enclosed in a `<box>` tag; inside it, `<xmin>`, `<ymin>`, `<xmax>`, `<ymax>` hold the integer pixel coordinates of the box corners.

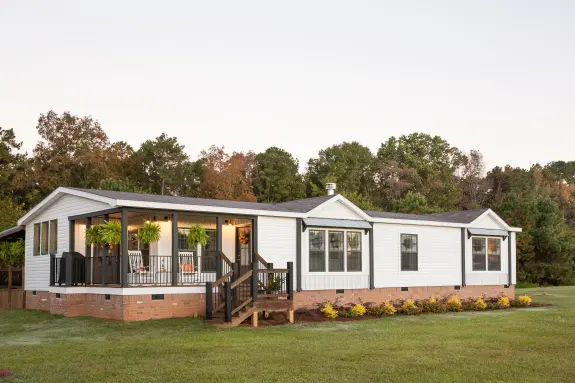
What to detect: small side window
<box><xmin>400</xmin><ymin>234</ymin><xmax>418</xmax><ymax>271</ymax></box>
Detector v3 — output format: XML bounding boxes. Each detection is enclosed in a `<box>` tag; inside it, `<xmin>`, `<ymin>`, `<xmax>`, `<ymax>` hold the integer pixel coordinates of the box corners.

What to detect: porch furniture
<box><xmin>179</xmin><ymin>251</ymin><xmax>196</xmax><ymax>284</ymax></box>
<box><xmin>128</xmin><ymin>250</ymin><xmax>152</xmax><ymax>285</ymax></box>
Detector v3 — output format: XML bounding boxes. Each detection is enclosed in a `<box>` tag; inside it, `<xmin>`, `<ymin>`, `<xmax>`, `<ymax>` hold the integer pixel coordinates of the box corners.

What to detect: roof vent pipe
<box><xmin>326</xmin><ymin>183</ymin><xmax>336</xmax><ymax>196</ymax></box>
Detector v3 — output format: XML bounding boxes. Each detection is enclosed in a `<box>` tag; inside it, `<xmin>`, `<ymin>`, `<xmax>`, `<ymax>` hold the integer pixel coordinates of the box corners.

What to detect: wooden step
<box><xmin>210</xmin><ymin>304</ymin><xmax>257</xmax><ymax>328</ymax></box>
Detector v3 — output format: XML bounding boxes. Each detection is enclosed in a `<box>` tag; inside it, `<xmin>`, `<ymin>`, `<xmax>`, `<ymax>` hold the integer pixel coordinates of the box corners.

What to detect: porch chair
<box><xmin>128</xmin><ymin>250</ymin><xmax>150</xmax><ymax>285</ymax></box>
<box><xmin>179</xmin><ymin>251</ymin><xmax>196</xmax><ymax>284</ymax></box>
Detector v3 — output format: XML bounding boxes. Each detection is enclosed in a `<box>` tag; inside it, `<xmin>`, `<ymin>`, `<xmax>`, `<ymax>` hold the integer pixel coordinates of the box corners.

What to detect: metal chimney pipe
<box><xmin>326</xmin><ymin>183</ymin><xmax>336</xmax><ymax>196</ymax></box>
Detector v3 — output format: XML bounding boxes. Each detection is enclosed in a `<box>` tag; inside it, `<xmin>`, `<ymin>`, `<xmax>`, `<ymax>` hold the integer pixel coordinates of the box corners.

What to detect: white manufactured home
<box><xmin>17</xmin><ymin>186</ymin><xmax>521</xmax><ymax>324</ymax></box>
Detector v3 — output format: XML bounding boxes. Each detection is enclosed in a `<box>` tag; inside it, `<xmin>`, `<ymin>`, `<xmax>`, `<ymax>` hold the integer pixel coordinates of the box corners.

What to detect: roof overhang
<box><xmin>302</xmin><ymin>218</ymin><xmax>372</xmax><ymax>232</ymax></box>
<box><xmin>0</xmin><ymin>225</ymin><xmax>25</xmax><ymax>241</ymax></box>
<box><xmin>467</xmin><ymin>228</ymin><xmax>510</xmax><ymax>239</ymax></box>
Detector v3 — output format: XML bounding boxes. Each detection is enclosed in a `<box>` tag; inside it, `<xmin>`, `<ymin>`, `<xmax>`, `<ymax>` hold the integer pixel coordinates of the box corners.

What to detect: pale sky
<box><xmin>1</xmin><ymin>0</ymin><xmax>574</xmax><ymax>171</ymax></box>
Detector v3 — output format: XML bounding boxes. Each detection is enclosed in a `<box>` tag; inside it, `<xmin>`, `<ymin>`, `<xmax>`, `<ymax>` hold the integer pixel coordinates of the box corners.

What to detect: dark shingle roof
<box><xmin>68</xmin><ymin>188</ymin><xmax>487</xmax><ymax>224</ymax></box>
<box><xmin>364</xmin><ymin>209</ymin><xmax>489</xmax><ymax>224</ymax></box>
<box><xmin>70</xmin><ymin>188</ymin><xmax>336</xmax><ymax>213</ymax></box>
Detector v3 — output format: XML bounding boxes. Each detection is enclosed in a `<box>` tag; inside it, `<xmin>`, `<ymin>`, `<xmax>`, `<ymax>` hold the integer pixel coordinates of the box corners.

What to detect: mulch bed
<box><xmin>246</xmin><ymin>302</ymin><xmax>551</xmax><ymax>328</ymax></box>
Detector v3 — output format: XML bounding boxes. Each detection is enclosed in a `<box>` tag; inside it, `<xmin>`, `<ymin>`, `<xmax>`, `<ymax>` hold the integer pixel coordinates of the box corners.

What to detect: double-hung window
<box><xmin>472</xmin><ymin>237</ymin><xmax>501</xmax><ymax>271</ymax></box>
<box><xmin>328</xmin><ymin>231</ymin><xmax>344</xmax><ymax>272</ymax></box>
<box><xmin>400</xmin><ymin>234</ymin><xmax>418</xmax><ymax>271</ymax></box>
<box><xmin>308</xmin><ymin>229</ymin><xmax>362</xmax><ymax>272</ymax></box>
<box><xmin>33</xmin><ymin>220</ymin><xmax>58</xmax><ymax>256</ymax></box>
<box><xmin>309</xmin><ymin>230</ymin><xmax>326</xmax><ymax>272</ymax></box>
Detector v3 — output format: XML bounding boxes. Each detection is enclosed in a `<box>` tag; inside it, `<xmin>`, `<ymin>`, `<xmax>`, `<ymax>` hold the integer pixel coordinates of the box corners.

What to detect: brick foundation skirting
<box><xmin>24</xmin><ymin>291</ymin><xmax>206</xmax><ymax>321</ymax></box>
<box><xmin>24</xmin><ymin>284</ymin><xmax>513</xmax><ymax>320</ymax></box>
<box><xmin>294</xmin><ymin>285</ymin><xmax>515</xmax><ymax>309</ymax></box>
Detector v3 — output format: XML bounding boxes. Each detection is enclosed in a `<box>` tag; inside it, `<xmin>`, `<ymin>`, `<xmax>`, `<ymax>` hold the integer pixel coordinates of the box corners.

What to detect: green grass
<box><xmin>1</xmin><ymin>287</ymin><xmax>575</xmax><ymax>382</ymax></box>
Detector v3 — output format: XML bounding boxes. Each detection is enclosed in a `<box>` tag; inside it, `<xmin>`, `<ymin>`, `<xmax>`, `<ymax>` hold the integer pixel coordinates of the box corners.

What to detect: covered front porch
<box><xmin>50</xmin><ymin>208</ymin><xmax>257</xmax><ymax>288</ymax></box>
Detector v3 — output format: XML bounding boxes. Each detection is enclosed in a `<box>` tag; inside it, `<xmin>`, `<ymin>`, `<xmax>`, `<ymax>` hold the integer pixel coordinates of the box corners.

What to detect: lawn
<box><xmin>1</xmin><ymin>287</ymin><xmax>575</xmax><ymax>383</ymax></box>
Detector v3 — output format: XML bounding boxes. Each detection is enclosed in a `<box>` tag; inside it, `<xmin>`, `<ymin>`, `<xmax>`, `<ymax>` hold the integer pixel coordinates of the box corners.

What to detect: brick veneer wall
<box><xmin>24</xmin><ymin>291</ymin><xmax>205</xmax><ymax>321</ymax></box>
<box><xmin>294</xmin><ymin>285</ymin><xmax>515</xmax><ymax>309</ymax></box>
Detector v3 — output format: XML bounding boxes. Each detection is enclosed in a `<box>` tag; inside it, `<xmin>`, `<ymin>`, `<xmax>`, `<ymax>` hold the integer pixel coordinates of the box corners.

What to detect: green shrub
<box><xmin>516</xmin><ymin>282</ymin><xmax>539</xmax><ymax>289</ymax></box>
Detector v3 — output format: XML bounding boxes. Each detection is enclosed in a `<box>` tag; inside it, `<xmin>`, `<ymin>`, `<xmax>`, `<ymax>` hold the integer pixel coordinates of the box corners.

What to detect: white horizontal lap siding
<box><xmin>373</xmin><ymin>223</ymin><xmax>461</xmax><ymax>288</ymax></box>
<box><xmin>465</xmin><ymin>233</ymin><xmax>509</xmax><ymax>286</ymax></box>
<box><xmin>257</xmin><ymin>217</ymin><xmax>297</xmax><ymax>285</ymax></box>
<box><xmin>301</xmin><ymin>228</ymin><xmax>370</xmax><ymax>290</ymax></box>
<box><xmin>25</xmin><ymin>195</ymin><xmax>111</xmax><ymax>291</ymax></box>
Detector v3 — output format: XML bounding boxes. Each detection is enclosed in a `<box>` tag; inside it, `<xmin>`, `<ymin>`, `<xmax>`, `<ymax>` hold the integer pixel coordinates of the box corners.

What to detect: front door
<box><xmin>235</xmin><ymin>226</ymin><xmax>251</xmax><ymax>274</ymax></box>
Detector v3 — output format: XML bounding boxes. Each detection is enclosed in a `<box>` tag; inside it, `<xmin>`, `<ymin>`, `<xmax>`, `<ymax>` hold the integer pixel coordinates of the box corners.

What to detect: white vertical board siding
<box><xmin>309</xmin><ymin>201</ymin><xmax>363</xmax><ymax>220</ymax></box>
<box><xmin>25</xmin><ymin>195</ymin><xmax>111</xmax><ymax>291</ymax></box>
<box><xmin>257</xmin><ymin>217</ymin><xmax>297</xmax><ymax>285</ymax></box>
<box><xmin>301</xmin><ymin>228</ymin><xmax>370</xmax><ymax>290</ymax></box>
<box><xmin>464</xmin><ymin>234</ymin><xmax>509</xmax><ymax>285</ymax></box>
<box><xmin>373</xmin><ymin>223</ymin><xmax>461</xmax><ymax>288</ymax></box>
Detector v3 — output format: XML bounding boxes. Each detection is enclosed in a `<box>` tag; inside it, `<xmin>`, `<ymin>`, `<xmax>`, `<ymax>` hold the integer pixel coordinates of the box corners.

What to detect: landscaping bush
<box><xmin>421</xmin><ymin>296</ymin><xmax>446</xmax><ymax>313</ymax></box>
<box><xmin>517</xmin><ymin>295</ymin><xmax>532</xmax><ymax>307</ymax></box>
<box><xmin>498</xmin><ymin>296</ymin><xmax>510</xmax><ymax>309</ymax></box>
<box><xmin>445</xmin><ymin>296</ymin><xmax>462</xmax><ymax>312</ymax></box>
<box><xmin>474</xmin><ymin>298</ymin><xmax>487</xmax><ymax>311</ymax></box>
<box><xmin>400</xmin><ymin>299</ymin><xmax>422</xmax><ymax>315</ymax></box>
<box><xmin>350</xmin><ymin>303</ymin><xmax>367</xmax><ymax>317</ymax></box>
<box><xmin>320</xmin><ymin>302</ymin><xmax>338</xmax><ymax>319</ymax></box>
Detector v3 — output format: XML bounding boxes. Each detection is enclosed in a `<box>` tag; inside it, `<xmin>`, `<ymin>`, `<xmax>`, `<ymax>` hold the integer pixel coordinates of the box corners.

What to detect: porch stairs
<box><xmin>206</xmin><ymin>254</ymin><xmax>294</xmax><ymax>328</ymax></box>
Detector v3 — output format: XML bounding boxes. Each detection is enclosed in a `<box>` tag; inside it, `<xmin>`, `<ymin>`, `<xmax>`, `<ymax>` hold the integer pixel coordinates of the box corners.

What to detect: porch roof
<box><xmin>68</xmin><ymin>188</ymin><xmax>337</xmax><ymax>214</ymax></box>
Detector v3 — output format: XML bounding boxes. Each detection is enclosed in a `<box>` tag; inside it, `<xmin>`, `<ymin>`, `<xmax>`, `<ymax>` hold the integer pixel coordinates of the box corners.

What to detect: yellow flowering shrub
<box><xmin>429</xmin><ymin>296</ymin><xmax>437</xmax><ymax>304</ymax></box>
<box><xmin>498</xmin><ymin>296</ymin><xmax>510</xmax><ymax>308</ymax></box>
<box><xmin>446</xmin><ymin>296</ymin><xmax>462</xmax><ymax>312</ymax></box>
<box><xmin>320</xmin><ymin>302</ymin><xmax>338</xmax><ymax>319</ymax></box>
<box><xmin>517</xmin><ymin>295</ymin><xmax>532</xmax><ymax>307</ymax></box>
<box><xmin>474</xmin><ymin>298</ymin><xmax>487</xmax><ymax>310</ymax></box>
<box><xmin>402</xmin><ymin>299</ymin><xmax>417</xmax><ymax>310</ymax></box>
<box><xmin>350</xmin><ymin>303</ymin><xmax>367</xmax><ymax>316</ymax></box>
<box><xmin>382</xmin><ymin>301</ymin><xmax>396</xmax><ymax>316</ymax></box>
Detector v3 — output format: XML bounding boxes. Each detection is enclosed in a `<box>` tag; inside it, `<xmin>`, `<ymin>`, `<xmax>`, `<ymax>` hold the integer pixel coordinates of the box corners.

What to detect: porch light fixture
<box><xmin>224</xmin><ymin>219</ymin><xmax>231</xmax><ymax>225</ymax></box>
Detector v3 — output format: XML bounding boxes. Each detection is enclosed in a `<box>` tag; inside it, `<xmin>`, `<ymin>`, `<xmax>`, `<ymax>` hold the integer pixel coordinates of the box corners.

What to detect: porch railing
<box><xmin>50</xmin><ymin>251</ymin><xmax>235</xmax><ymax>287</ymax></box>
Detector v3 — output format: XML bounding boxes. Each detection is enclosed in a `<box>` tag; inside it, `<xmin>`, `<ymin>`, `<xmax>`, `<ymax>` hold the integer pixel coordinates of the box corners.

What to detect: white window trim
<box><xmin>399</xmin><ymin>233</ymin><xmax>419</xmax><ymax>272</ymax></box>
<box><xmin>470</xmin><ymin>236</ymin><xmax>503</xmax><ymax>273</ymax></box>
<box><xmin>34</xmin><ymin>219</ymin><xmax>58</xmax><ymax>256</ymax></box>
<box><xmin>307</xmin><ymin>228</ymin><xmax>364</xmax><ymax>274</ymax></box>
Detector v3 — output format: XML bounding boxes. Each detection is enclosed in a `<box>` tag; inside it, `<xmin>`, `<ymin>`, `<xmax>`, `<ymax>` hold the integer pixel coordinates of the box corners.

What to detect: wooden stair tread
<box><xmin>210</xmin><ymin>304</ymin><xmax>257</xmax><ymax>328</ymax></box>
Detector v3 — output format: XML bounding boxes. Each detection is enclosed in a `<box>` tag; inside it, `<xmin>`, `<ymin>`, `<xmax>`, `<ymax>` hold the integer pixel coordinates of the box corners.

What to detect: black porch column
<box><xmin>216</xmin><ymin>216</ymin><xmax>223</xmax><ymax>279</ymax></box>
<box><xmin>252</xmin><ymin>217</ymin><xmax>258</xmax><ymax>260</ymax></box>
<box><xmin>102</xmin><ymin>214</ymin><xmax>109</xmax><ymax>286</ymax></box>
<box><xmin>85</xmin><ymin>217</ymin><xmax>92</xmax><ymax>285</ymax></box>
<box><xmin>296</xmin><ymin>218</ymin><xmax>302</xmax><ymax>292</ymax></box>
<box><xmin>69</xmin><ymin>220</ymin><xmax>75</xmax><ymax>253</ymax></box>
<box><xmin>121</xmin><ymin>209</ymin><xmax>129</xmax><ymax>287</ymax></box>
<box><xmin>172</xmin><ymin>213</ymin><xmax>179</xmax><ymax>286</ymax></box>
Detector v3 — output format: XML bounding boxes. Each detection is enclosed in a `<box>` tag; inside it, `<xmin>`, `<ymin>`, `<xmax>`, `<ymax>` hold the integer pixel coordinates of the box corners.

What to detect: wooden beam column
<box><xmin>296</xmin><ymin>218</ymin><xmax>302</xmax><ymax>292</ymax></box>
<box><xmin>172</xmin><ymin>213</ymin><xmax>179</xmax><ymax>286</ymax></box>
<box><xmin>216</xmin><ymin>216</ymin><xmax>223</xmax><ymax>279</ymax></box>
<box><xmin>85</xmin><ymin>217</ymin><xmax>92</xmax><ymax>285</ymax></box>
<box><xmin>121</xmin><ymin>209</ymin><xmax>129</xmax><ymax>287</ymax></box>
<box><xmin>102</xmin><ymin>214</ymin><xmax>109</xmax><ymax>286</ymax></box>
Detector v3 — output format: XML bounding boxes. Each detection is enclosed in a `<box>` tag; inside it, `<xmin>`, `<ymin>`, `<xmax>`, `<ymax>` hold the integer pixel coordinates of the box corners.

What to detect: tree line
<box><xmin>1</xmin><ymin>110</ymin><xmax>574</xmax><ymax>286</ymax></box>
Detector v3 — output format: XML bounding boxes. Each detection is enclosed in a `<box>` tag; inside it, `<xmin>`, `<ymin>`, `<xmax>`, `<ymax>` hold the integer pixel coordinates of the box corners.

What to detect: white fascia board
<box><xmin>18</xmin><ymin>187</ymin><xmax>116</xmax><ymax>225</ymax></box>
<box><xmin>116</xmin><ymin>200</ymin><xmax>306</xmax><ymax>218</ymax></box>
<box><xmin>306</xmin><ymin>194</ymin><xmax>373</xmax><ymax>221</ymax></box>
<box><xmin>370</xmin><ymin>217</ymin><xmax>465</xmax><ymax>228</ymax></box>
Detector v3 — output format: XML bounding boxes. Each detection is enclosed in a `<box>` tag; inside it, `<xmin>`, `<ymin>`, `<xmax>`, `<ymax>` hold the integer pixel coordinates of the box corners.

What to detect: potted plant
<box><xmin>186</xmin><ymin>225</ymin><xmax>210</xmax><ymax>248</ymax></box>
<box><xmin>101</xmin><ymin>221</ymin><xmax>122</xmax><ymax>249</ymax></box>
<box><xmin>86</xmin><ymin>224</ymin><xmax>105</xmax><ymax>248</ymax></box>
<box><xmin>138</xmin><ymin>221</ymin><xmax>161</xmax><ymax>245</ymax></box>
